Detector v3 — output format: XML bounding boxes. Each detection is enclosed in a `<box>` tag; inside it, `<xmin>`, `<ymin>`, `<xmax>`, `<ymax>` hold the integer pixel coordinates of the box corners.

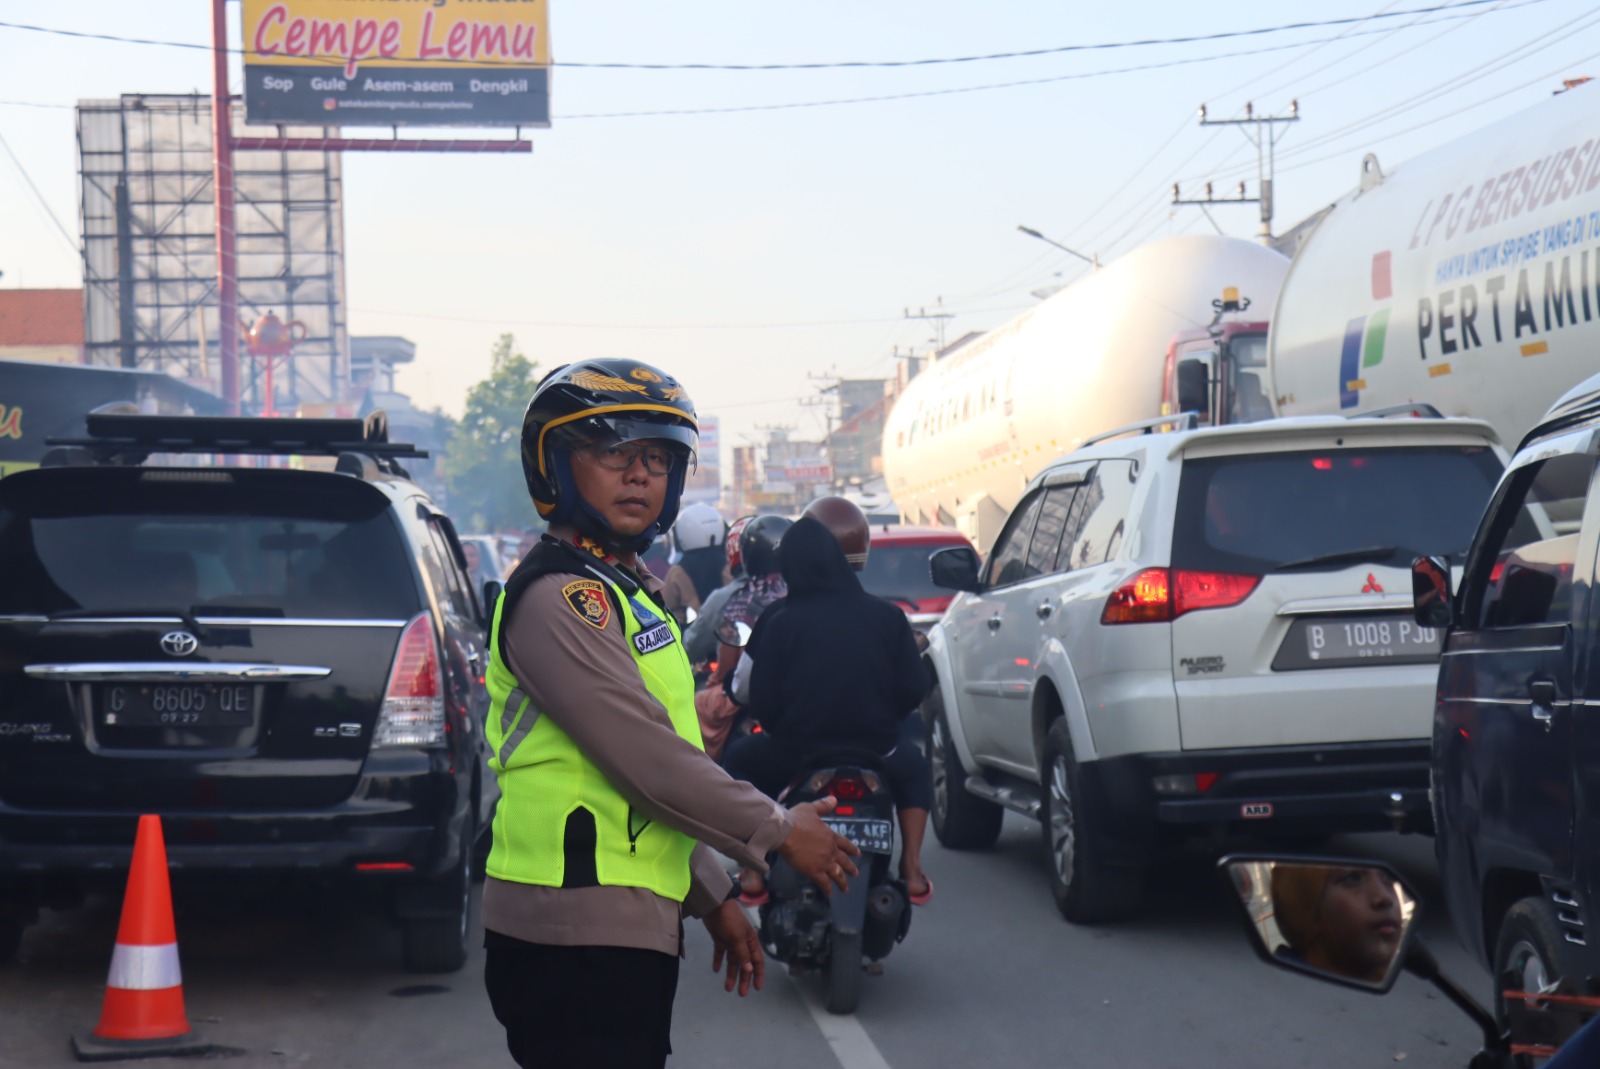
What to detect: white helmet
<box><xmin>673</xmin><ymin>503</ymin><xmax>725</xmax><ymax>551</ymax></box>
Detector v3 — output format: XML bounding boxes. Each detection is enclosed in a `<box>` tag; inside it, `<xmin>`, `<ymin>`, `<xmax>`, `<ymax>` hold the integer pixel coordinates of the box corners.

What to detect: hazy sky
<box><xmin>3</xmin><ymin>0</ymin><xmax>1598</xmax><ymax>460</ymax></box>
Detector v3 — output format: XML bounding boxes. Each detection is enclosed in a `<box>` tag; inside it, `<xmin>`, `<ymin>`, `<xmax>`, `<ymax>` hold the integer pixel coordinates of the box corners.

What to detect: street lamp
<box><xmin>1016</xmin><ymin>225</ymin><xmax>1099</xmax><ymax>269</ymax></box>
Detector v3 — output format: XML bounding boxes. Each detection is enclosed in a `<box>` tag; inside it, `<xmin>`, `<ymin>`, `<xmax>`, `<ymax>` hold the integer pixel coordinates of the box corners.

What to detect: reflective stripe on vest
<box><xmin>483</xmin><ymin>571</ymin><xmax>703</xmax><ymax>901</ymax></box>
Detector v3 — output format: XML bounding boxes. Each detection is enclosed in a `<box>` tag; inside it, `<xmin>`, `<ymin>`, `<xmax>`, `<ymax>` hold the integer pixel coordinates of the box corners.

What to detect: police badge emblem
<box><xmin>561</xmin><ymin>579</ymin><xmax>611</xmax><ymax>630</ymax></box>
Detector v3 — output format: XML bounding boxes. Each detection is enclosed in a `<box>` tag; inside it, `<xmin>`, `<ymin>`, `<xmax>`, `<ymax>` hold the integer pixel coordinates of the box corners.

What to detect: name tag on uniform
<box><xmin>633</xmin><ymin>622</ymin><xmax>676</xmax><ymax>655</ymax></box>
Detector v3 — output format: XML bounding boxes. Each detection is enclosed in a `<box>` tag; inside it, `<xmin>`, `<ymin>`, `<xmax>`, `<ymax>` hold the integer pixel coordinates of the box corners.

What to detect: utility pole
<box><xmin>1172</xmin><ymin>101</ymin><xmax>1299</xmax><ymax>245</ymax></box>
<box><xmin>904</xmin><ymin>298</ymin><xmax>954</xmax><ymax>351</ymax></box>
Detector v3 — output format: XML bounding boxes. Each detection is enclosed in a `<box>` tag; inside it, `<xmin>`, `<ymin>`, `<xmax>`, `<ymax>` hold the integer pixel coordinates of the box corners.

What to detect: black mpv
<box><xmin>0</xmin><ymin>413</ymin><xmax>494</xmax><ymax>972</ymax></box>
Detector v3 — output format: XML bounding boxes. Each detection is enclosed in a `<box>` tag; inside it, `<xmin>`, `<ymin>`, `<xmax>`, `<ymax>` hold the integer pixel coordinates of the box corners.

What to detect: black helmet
<box><xmin>520</xmin><ymin>358</ymin><xmax>698</xmax><ymax>552</ymax></box>
<box><xmin>739</xmin><ymin>514</ymin><xmax>792</xmax><ymax>578</ymax></box>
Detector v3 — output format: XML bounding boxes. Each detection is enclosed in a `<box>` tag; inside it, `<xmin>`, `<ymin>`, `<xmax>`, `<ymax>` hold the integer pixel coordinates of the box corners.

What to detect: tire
<box><xmin>1494</xmin><ymin>896</ymin><xmax>1581</xmax><ymax>1063</ymax></box>
<box><xmin>1040</xmin><ymin>719</ymin><xmax>1143</xmax><ymax>923</ymax></box>
<box><xmin>402</xmin><ymin>827</ymin><xmax>473</xmax><ymax>974</ymax></box>
<box><xmin>824</xmin><ymin>930</ymin><xmax>863</xmax><ymax>1015</ymax></box>
<box><xmin>926</xmin><ymin>689</ymin><xmax>1003</xmax><ymax>850</ymax></box>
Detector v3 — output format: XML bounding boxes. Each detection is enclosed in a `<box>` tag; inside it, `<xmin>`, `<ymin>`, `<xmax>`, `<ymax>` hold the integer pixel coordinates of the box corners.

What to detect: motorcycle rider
<box><xmin>480</xmin><ymin>358</ymin><xmax>859</xmax><ymax>1069</ymax></box>
<box><xmin>724</xmin><ymin>498</ymin><xmax>935</xmax><ymax>905</ymax></box>
<box><xmin>662</xmin><ymin>502</ymin><xmax>726</xmax><ymax>627</ymax></box>
<box><xmin>683</xmin><ymin>514</ymin><xmax>752</xmax><ymax>666</ymax></box>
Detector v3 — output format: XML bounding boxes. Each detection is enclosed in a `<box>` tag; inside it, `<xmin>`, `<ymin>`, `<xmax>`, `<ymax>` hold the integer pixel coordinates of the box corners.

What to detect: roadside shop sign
<box><xmin>240</xmin><ymin>0</ymin><xmax>551</xmax><ymax>127</ymax></box>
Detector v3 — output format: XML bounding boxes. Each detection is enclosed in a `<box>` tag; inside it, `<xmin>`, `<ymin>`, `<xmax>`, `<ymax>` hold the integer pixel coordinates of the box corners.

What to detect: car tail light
<box><xmin>1102</xmin><ymin>568</ymin><xmax>1173</xmax><ymax>624</ymax></box>
<box><xmin>1102</xmin><ymin>568</ymin><xmax>1260</xmax><ymax>624</ymax></box>
<box><xmin>1174</xmin><ymin>570</ymin><xmax>1261</xmax><ymax>615</ymax></box>
<box><xmin>375</xmin><ymin>612</ymin><xmax>446</xmax><ymax>748</ymax></box>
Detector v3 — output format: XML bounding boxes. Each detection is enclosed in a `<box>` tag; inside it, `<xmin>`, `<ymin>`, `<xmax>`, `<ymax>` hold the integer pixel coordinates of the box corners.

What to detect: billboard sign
<box><xmin>241</xmin><ymin>0</ymin><xmax>550</xmax><ymax>127</ymax></box>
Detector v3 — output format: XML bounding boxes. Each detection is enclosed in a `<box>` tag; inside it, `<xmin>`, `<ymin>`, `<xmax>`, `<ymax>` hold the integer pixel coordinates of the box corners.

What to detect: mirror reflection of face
<box><xmin>1269</xmin><ymin>864</ymin><xmax>1403</xmax><ymax>985</ymax></box>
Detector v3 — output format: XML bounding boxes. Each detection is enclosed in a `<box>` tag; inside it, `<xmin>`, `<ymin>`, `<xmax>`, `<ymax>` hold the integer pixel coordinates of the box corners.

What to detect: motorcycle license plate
<box><xmin>825</xmin><ymin>818</ymin><xmax>894</xmax><ymax>855</ymax></box>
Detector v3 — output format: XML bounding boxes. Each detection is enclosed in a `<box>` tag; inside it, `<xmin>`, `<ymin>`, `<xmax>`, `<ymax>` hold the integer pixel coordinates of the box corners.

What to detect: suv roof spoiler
<box><xmin>42</xmin><ymin>411</ymin><xmax>427</xmax><ymax>472</ymax></box>
<box><xmin>1347</xmin><ymin>403</ymin><xmax>1445</xmax><ymax>420</ymax></box>
<box><xmin>1081</xmin><ymin>412</ymin><xmax>1200</xmax><ymax>448</ymax></box>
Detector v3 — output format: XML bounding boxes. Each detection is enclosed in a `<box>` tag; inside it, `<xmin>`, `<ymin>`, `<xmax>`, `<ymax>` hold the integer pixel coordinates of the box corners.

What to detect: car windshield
<box><xmin>0</xmin><ymin>472</ymin><xmax>418</xmax><ymax>619</ymax></box>
<box><xmin>859</xmin><ymin>542</ymin><xmax>961</xmax><ymax>602</ymax></box>
<box><xmin>1172</xmin><ymin>445</ymin><xmax>1504</xmax><ymax>575</ymax></box>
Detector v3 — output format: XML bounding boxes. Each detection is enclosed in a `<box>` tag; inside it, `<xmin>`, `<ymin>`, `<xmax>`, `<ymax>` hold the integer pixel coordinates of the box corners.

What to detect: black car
<box><xmin>1417</xmin><ymin>371</ymin><xmax>1600</xmax><ymax>1027</ymax></box>
<box><xmin>0</xmin><ymin>413</ymin><xmax>495</xmax><ymax>972</ymax></box>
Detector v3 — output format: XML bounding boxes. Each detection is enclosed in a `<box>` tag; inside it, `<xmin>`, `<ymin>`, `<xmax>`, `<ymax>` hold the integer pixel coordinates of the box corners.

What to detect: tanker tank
<box><xmin>1269</xmin><ymin>81</ymin><xmax>1600</xmax><ymax>447</ymax></box>
<box><xmin>882</xmin><ymin>234</ymin><xmax>1290</xmax><ymax>551</ymax></box>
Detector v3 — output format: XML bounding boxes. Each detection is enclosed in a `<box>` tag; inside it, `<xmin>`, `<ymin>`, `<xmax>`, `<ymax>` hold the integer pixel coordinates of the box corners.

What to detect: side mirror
<box><xmin>1220</xmin><ymin>855</ymin><xmax>1420</xmax><ymax>994</ymax></box>
<box><xmin>929</xmin><ymin>546</ymin><xmax>982</xmax><ymax>593</ymax></box>
<box><xmin>1176</xmin><ymin>359</ymin><xmax>1210</xmax><ymax>418</ymax></box>
<box><xmin>1411</xmin><ymin>555</ymin><xmax>1453</xmax><ymax>629</ymax></box>
<box><xmin>716</xmin><ymin>619</ymin><xmax>754</xmax><ymax>649</ymax></box>
<box><xmin>683</xmin><ymin>605</ymin><xmax>698</xmax><ymax>625</ymax></box>
<box><xmin>481</xmin><ymin>580</ymin><xmax>503</xmax><ymax>623</ymax></box>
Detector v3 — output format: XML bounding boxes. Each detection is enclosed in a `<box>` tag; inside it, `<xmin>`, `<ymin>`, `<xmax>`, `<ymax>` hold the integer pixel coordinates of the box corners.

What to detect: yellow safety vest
<box><xmin>483</xmin><ymin>562</ymin><xmax>703</xmax><ymax>900</ymax></box>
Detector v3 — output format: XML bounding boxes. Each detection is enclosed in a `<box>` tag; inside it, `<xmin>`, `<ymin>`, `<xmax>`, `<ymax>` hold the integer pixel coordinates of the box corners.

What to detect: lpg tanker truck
<box><xmin>884</xmin><ymin>81</ymin><xmax>1600</xmax><ymax>550</ymax></box>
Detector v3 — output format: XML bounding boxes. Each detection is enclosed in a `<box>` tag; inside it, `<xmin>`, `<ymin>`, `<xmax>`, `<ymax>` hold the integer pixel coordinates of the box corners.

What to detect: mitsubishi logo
<box><xmin>1362</xmin><ymin>573</ymin><xmax>1385</xmax><ymax>594</ymax></box>
<box><xmin>159</xmin><ymin>630</ymin><xmax>199</xmax><ymax>657</ymax></box>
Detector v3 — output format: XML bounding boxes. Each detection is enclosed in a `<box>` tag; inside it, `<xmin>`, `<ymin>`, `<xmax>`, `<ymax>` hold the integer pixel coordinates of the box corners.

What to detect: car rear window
<box><xmin>1172</xmin><ymin>445</ymin><xmax>1504</xmax><ymax>575</ymax></box>
<box><xmin>0</xmin><ymin>470</ymin><xmax>418</xmax><ymax>619</ymax></box>
<box><xmin>860</xmin><ymin>542</ymin><xmax>966</xmax><ymax>602</ymax></box>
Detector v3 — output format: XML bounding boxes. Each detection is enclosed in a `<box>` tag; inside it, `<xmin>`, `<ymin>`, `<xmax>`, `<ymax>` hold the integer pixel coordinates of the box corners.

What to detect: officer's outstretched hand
<box><xmin>779</xmin><ymin>797</ymin><xmax>861</xmax><ymax>896</ymax></box>
<box><xmin>704</xmin><ymin>900</ymin><xmax>764</xmax><ymax>997</ymax></box>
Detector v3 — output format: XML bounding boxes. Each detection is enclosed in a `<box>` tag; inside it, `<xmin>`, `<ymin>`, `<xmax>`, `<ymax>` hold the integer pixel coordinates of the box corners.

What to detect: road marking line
<box><xmin>788</xmin><ymin>971</ymin><xmax>895</xmax><ymax>1069</ymax></box>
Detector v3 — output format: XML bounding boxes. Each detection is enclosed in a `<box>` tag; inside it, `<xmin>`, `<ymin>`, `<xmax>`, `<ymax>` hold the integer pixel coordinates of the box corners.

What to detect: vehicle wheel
<box><xmin>926</xmin><ymin>689</ymin><xmax>1003</xmax><ymax>850</ymax></box>
<box><xmin>824</xmin><ymin>930</ymin><xmax>863</xmax><ymax>1015</ymax></box>
<box><xmin>1494</xmin><ymin>896</ymin><xmax>1581</xmax><ymax>1063</ymax></box>
<box><xmin>402</xmin><ymin>829</ymin><xmax>473</xmax><ymax>974</ymax></box>
<box><xmin>1040</xmin><ymin>719</ymin><xmax>1143</xmax><ymax>923</ymax></box>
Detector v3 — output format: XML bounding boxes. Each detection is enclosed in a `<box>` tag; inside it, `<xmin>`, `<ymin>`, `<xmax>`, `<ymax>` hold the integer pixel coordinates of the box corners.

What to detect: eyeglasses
<box><xmin>582</xmin><ymin>443</ymin><xmax>678</xmax><ymax>476</ymax></box>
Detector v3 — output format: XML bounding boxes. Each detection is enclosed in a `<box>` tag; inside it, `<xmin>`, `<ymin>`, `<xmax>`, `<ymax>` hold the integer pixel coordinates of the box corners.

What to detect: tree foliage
<box><xmin>441</xmin><ymin>333</ymin><xmax>543</xmax><ymax>534</ymax></box>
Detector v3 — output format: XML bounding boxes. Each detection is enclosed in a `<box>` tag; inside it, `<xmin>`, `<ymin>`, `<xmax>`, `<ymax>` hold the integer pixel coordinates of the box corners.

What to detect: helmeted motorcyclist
<box><xmin>724</xmin><ymin>497</ymin><xmax>935</xmax><ymax>905</ymax></box>
<box><xmin>662</xmin><ymin>502</ymin><xmax>725</xmax><ymax>627</ymax></box>
<box><xmin>683</xmin><ymin>514</ymin><xmax>753</xmax><ymax>666</ymax></box>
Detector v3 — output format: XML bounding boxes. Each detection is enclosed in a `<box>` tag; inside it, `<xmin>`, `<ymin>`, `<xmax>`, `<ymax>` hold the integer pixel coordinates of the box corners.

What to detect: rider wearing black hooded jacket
<box><xmin>724</xmin><ymin>514</ymin><xmax>934</xmax><ymax>902</ymax></box>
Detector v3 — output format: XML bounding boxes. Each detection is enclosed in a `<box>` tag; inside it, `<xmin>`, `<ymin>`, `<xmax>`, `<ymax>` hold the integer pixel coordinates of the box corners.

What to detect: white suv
<box><xmin>923</xmin><ymin>412</ymin><xmax>1507</xmax><ymax>922</ymax></box>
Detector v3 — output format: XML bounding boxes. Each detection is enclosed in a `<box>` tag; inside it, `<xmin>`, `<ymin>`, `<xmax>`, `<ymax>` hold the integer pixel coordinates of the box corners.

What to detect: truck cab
<box><xmin>1159</xmin><ymin>289</ymin><xmax>1272</xmax><ymax>427</ymax></box>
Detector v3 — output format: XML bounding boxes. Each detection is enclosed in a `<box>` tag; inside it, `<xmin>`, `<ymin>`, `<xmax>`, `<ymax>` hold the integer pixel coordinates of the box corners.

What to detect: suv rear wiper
<box><xmin>1273</xmin><ymin>545</ymin><xmax>1399</xmax><ymax>572</ymax></box>
<box><xmin>49</xmin><ymin>606</ymin><xmax>208</xmax><ymax>635</ymax></box>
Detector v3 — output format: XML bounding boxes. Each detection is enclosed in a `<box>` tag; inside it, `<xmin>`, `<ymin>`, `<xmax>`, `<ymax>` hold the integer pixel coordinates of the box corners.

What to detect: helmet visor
<box><xmin>548</xmin><ymin>411</ymin><xmax>699</xmax><ymax>473</ymax></box>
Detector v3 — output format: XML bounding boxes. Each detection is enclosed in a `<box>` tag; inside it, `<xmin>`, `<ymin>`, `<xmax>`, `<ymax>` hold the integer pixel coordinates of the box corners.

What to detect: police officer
<box><xmin>481</xmin><ymin>358</ymin><xmax>859</xmax><ymax>1069</ymax></box>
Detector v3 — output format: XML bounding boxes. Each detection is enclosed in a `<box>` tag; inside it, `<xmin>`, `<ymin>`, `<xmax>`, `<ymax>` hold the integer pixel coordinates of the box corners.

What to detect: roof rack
<box><xmin>42</xmin><ymin>411</ymin><xmax>428</xmax><ymax>471</ymax></box>
<box><xmin>1080</xmin><ymin>412</ymin><xmax>1199</xmax><ymax>448</ymax></box>
<box><xmin>1516</xmin><ymin>392</ymin><xmax>1600</xmax><ymax>454</ymax></box>
<box><xmin>1348</xmin><ymin>403</ymin><xmax>1444</xmax><ymax>420</ymax></box>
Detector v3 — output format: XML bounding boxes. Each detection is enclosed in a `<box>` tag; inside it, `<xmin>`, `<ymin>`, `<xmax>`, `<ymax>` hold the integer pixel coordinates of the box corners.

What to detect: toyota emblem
<box><xmin>160</xmin><ymin>630</ymin><xmax>200</xmax><ymax>657</ymax></box>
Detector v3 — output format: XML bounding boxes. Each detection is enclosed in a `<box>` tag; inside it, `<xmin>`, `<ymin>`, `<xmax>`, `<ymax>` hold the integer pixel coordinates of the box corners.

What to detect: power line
<box><xmin>0</xmin><ymin>2</ymin><xmax>1527</xmax><ymax>73</ymax></box>
<box><xmin>349</xmin><ymin>303</ymin><xmax>1031</xmax><ymax>331</ymax></box>
<box><xmin>0</xmin><ymin>129</ymin><xmax>79</xmax><ymax>256</ymax></box>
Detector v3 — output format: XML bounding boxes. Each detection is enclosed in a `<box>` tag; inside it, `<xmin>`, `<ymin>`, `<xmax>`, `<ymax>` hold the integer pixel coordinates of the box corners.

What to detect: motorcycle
<box><xmin>1220</xmin><ymin>854</ymin><xmax>1600</xmax><ymax>1068</ymax></box>
<box><xmin>758</xmin><ymin>754</ymin><xmax>912</xmax><ymax>1015</ymax></box>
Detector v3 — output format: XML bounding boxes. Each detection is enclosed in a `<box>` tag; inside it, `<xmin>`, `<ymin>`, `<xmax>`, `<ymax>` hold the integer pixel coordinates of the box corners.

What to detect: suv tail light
<box><xmin>1102</xmin><ymin>568</ymin><xmax>1261</xmax><ymax>624</ymax></box>
<box><xmin>375</xmin><ymin>612</ymin><xmax>446</xmax><ymax>748</ymax></box>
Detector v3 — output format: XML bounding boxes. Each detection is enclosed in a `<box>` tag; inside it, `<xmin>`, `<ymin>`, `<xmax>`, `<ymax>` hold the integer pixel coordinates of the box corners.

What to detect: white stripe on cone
<box><xmin>106</xmin><ymin>942</ymin><xmax>183</xmax><ymax>991</ymax></box>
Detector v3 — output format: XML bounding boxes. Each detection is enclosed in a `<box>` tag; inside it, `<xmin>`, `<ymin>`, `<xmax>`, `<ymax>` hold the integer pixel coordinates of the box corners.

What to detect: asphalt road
<box><xmin>0</xmin><ymin>818</ymin><xmax>1490</xmax><ymax>1069</ymax></box>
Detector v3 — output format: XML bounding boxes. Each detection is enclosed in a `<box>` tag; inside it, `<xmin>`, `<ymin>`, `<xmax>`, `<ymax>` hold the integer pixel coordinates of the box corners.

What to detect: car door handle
<box><xmin>1036</xmin><ymin>602</ymin><xmax>1054</xmax><ymax>620</ymax></box>
<box><xmin>1530</xmin><ymin>678</ymin><xmax>1557</xmax><ymax>705</ymax></box>
<box><xmin>987</xmin><ymin>614</ymin><xmax>1003</xmax><ymax>632</ymax></box>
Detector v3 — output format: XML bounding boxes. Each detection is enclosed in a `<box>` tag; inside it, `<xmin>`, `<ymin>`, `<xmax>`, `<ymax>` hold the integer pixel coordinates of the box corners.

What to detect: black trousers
<box><xmin>483</xmin><ymin>931</ymin><xmax>680</xmax><ymax>1069</ymax></box>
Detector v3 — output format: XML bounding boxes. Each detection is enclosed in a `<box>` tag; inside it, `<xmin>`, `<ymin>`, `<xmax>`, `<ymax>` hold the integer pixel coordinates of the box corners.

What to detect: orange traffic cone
<box><xmin>73</xmin><ymin>815</ymin><xmax>211</xmax><ymax>1061</ymax></box>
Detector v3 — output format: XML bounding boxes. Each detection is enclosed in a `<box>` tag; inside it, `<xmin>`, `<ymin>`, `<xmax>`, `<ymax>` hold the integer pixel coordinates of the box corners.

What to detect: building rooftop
<box><xmin>0</xmin><ymin>289</ymin><xmax>84</xmax><ymax>347</ymax></box>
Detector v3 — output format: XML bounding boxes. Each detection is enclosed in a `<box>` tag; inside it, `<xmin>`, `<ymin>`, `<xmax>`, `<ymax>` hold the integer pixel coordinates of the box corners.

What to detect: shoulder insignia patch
<box><xmin>561</xmin><ymin>580</ymin><xmax>611</xmax><ymax>630</ymax></box>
